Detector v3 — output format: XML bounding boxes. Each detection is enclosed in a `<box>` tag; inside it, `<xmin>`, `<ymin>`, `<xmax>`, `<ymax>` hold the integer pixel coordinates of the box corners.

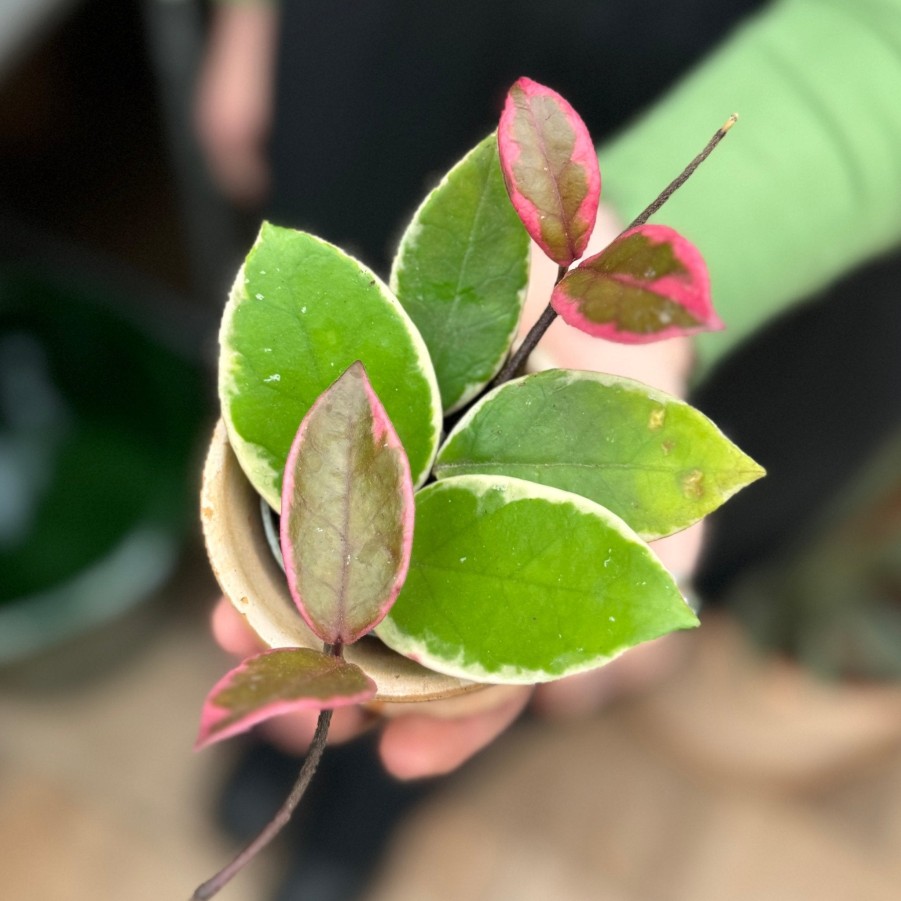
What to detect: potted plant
<box><xmin>191</xmin><ymin>77</ymin><xmax>763</xmax><ymax>899</ymax></box>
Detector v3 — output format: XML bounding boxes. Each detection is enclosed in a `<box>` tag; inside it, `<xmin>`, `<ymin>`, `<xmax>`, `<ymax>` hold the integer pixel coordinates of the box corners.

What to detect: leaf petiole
<box><xmin>491</xmin><ymin>264</ymin><xmax>567</xmax><ymax>387</ymax></box>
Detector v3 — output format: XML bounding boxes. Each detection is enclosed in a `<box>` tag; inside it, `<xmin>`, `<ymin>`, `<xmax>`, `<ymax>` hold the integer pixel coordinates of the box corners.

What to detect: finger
<box><xmin>649</xmin><ymin>521</ymin><xmax>705</xmax><ymax>585</ymax></box>
<box><xmin>378</xmin><ymin>687</ymin><xmax>532</xmax><ymax>780</ymax></box>
<box><xmin>210</xmin><ymin>597</ymin><xmax>266</xmax><ymax>658</ymax></box>
<box><xmin>531</xmin><ymin>631</ymin><xmax>688</xmax><ymax>718</ymax></box>
<box><xmin>529</xmin><ymin>666</ymin><xmax>627</xmax><ymax>718</ymax></box>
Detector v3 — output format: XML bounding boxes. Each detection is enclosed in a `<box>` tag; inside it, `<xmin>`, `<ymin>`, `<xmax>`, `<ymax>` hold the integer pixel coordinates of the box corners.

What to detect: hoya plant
<box><xmin>191</xmin><ymin>77</ymin><xmax>762</xmax><ymax>898</ymax></box>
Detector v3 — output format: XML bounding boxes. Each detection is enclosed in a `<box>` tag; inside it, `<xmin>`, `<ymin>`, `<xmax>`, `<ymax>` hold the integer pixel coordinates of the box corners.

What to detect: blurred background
<box><xmin>0</xmin><ymin>1</ymin><xmax>241</xmax><ymax>896</ymax></box>
<box><xmin>1</xmin><ymin>1</ymin><xmax>900</xmax><ymax>899</ymax></box>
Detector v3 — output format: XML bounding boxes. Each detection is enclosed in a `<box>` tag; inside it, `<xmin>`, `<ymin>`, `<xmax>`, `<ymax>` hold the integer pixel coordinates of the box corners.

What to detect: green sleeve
<box><xmin>598</xmin><ymin>0</ymin><xmax>901</xmax><ymax>375</ymax></box>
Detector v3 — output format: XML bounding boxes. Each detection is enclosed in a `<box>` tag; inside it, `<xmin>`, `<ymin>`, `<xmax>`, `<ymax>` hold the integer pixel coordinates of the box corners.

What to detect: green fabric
<box><xmin>599</xmin><ymin>0</ymin><xmax>901</xmax><ymax>376</ymax></box>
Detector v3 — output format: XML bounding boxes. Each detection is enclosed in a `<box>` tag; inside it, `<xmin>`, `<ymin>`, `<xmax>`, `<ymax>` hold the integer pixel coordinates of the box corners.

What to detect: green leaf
<box><xmin>196</xmin><ymin>648</ymin><xmax>376</xmax><ymax>749</ymax></box>
<box><xmin>434</xmin><ymin>369</ymin><xmax>765</xmax><ymax>540</ymax></box>
<box><xmin>219</xmin><ymin>223</ymin><xmax>442</xmax><ymax>507</ymax></box>
<box><xmin>377</xmin><ymin>476</ymin><xmax>698</xmax><ymax>684</ymax></box>
<box><xmin>281</xmin><ymin>362</ymin><xmax>415</xmax><ymax>645</ymax></box>
<box><xmin>391</xmin><ymin>134</ymin><xmax>530</xmax><ymax>412</ymax></box>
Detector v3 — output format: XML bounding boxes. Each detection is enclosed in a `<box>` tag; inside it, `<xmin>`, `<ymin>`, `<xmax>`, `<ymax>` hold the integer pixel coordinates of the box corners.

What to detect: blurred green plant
<box><xmin>0</xmin><ymin>263</ymin><xmax>204</xmax><ymax>659</ymax></box>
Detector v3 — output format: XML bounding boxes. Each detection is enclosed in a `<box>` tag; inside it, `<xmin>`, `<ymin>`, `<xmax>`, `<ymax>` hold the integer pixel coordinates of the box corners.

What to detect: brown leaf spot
<box><xmin>681</xmin><ymin>469</ymin><xmax>705</xmax><ymax>499</ymax></box>
<box><xmin>661</xmin><ymin>440</ymin><xmax>675</xmax><ymax>456</ymax></box>
<box><xmin>648</xmin><ymin>408</ymin><xmax>666</xmax><ymax>430</ymax></box>
<box><xmin>201</xmin><ymin>506</ymin><xmax>214</xmax><ymax>519</ymax></box>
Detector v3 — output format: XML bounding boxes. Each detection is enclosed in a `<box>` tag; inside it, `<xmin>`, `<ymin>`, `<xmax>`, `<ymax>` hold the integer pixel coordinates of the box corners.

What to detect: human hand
<box><xmin>194</xmin><ymin>4</ymin><xmax>279</xmax><ymax>208</ymax></box>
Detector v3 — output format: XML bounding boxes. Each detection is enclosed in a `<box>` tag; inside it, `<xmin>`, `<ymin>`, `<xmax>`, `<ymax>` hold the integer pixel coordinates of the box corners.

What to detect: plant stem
<box><xmin>626</xmin><ymin>114</ymin><xmax>737</xmax><ymax>230</ymax></box>
<box><xmin>190</xmin><ymin>709</ymin><xmax>333</xmax><ymax>900</ymax></box>
<box><xmin>492</xmin><ymin>265</ymin><xmax>567</xmax><ymax>386</ymax></box>
<box><xmin>190</xmin><ymin>646</ymin><xmax>343</xmax><ymax>900</ymax></box>
<box><xmin>489</xmin><ymin>115</ymin><xmax>738</xmax><ymax>386</ymax></box>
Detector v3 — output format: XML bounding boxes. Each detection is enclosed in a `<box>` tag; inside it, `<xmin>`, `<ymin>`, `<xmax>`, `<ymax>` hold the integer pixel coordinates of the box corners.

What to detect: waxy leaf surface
<box><xmin>196</xmin><ymin>648</ymin><xmax>375</xmax><ymax>749</ymax></box>
<box><xmin>551</xmin><ymin>224</ymin><xmax>722</xmax><ymax>343</ymax></box>
<box><xmin>435</xmin><ymin>370</ymin><xmax>765</xmax><ymax>540</ymax></box>
<box><xmin>377</xmin><ymin>476</ymin><xmax>698</xmax><ymax>684</ymax></box>
<box><xmin>391</xmin><ymin>134</ymin><xmax>530</xmax><ymax>412</ymax></box>
<box><xmin>219</xmin><ymin>223</ymin><xmax>442</xmax><ymax>507</ymax></box>
<box><xmin>498</xmin><ymin>77</ymin><xmax>600</xmax><ymax>267</ymax></box>
<box><xmin>281</xmin><ymin>363</ymin><xmax>415</xmax><ymax>645</ymax></box>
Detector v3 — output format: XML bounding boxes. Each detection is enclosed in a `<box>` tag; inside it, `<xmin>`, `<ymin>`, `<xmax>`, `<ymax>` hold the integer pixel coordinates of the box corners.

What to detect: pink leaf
<box><xmin>550</xmin><ymin>224</ymin><xmax>723</xmax><ymax>343</ymax></box>
<box><xmin>196</xmin><ymin>647</ymin><xmax>376</xmax><ymax>749</ymax></box>
<box><xmin>498</xmin><ymin>77</ymin><xmax>600</xmax><ymax>267</ymax></box>
<box><xmin>281</xmin><ymin>362</ymin><xmax>415</xmax><ymax>645</ymax></box>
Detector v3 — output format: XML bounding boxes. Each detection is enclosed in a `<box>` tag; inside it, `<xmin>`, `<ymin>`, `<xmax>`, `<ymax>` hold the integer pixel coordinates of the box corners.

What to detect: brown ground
<box><xmin>3</xmin><ymin>551</ymin><xmax>901</xmax><ymax>901</ymax></box>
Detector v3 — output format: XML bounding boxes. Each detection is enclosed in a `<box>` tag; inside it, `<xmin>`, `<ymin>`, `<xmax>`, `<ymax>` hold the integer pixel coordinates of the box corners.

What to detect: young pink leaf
<box><xmin>550</xmin><ymin>224</ymin><xmax>723</xmax><ymax>343</ymax></box>
<box><xmin>498</xmin><ymin>76</ymin><xmax>600</xmax><ymax>267</ymax></box>
<box><xmin>281</xmin><ymin>361</ymin><xmax>415</xmax><ymax>645</ymax></box>
<box><xmin>196</xmin><ymin>647</ymin><xmax>376</xmax><ymax>749</ymax></box>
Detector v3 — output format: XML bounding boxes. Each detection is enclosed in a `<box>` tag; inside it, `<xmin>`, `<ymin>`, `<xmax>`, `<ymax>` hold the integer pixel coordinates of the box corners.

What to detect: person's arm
<box><xmin>598</xmin><ymin>0</ymin><xmax>901</xmax><ymax>376</ymax></box>
<box><xmin>195</xmin><ymin>1</ymin><xmax>280</xmax><ymax>207</ymax></box>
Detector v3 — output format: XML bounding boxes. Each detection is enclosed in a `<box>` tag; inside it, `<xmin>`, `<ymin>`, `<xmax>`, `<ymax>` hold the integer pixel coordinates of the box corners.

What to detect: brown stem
<box><xmin>190</xmin><ymin>709</ymin><xmax>332</xmax><ymax>900</ymax></box>
<box><xmin>492</xmin><ymin>265</ymin><xmax>567</xmax><ymax>387</ymax></box>
<box><xmin>627</xmin><ymin>114</ymin><xmax>737</xmax><ymax>230</ymax></box>
<box><xmin>190</xmin><ymin>645</ymin><xmax>343</xmax><ymax>900</ymax></box>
